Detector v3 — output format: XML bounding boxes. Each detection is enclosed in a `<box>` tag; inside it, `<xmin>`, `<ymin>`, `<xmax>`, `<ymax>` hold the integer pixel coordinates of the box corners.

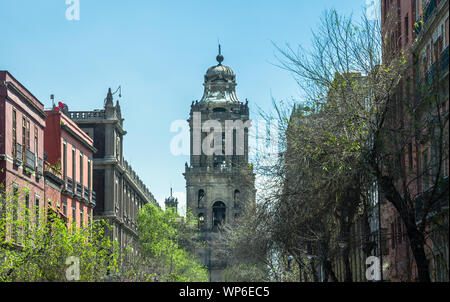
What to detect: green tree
<box><xmin>0</xmin><ymin>183</ymin><xmax>120</xmax><ymax>282</ymax></box>
<box><xmin>136</xmin><ymin>203</ymin><xmax>208</xmax><ymax>282</ymax></box>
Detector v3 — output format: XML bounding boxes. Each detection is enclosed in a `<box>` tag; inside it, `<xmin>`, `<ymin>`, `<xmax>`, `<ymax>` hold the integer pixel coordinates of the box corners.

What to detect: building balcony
<box><xmin>83</xmin><ymin>186</ymin><xmax>89</xmax><ymax>199</ymax></box>
<box><xmin>24</xmin><ymin>150</ymin><xmax>35</xmax><ymax>171</ymax></box>
<box><xmin>76</xmin><ymin>182</ymin><xmax>82</xmax><ymax>197</ymax></box>
<box><xmin>424</xmin><ymin>0</ymin><xmax>437</xmax><ymax>24</ymax></box>
<box><xmin>91</xmin><ymin>191</ymin><xmax>96</xmax><ymax>206</ymax></box>
<box><xmin>66</xmin><ymin>177</ymin><xmax>74</xmax><ymax>193</ymax></box>
<box><xmin>37</xmin><ymin>158</ymin><xmax>44</xmax><ymax>178</ymax></box>
<box><xmin>13</xmin><ymin>143</ymin><xmax>23</xmax><ymax>165</ymax></box>
<box><xmin>415</xmin><ymin>176</ymin><xmax>449</xmax><ymax>222</ymax></box>
<box><xmin>417</xmin><ymin>47</ymin><xmax>449</xmax><ymax>90</ymax></box>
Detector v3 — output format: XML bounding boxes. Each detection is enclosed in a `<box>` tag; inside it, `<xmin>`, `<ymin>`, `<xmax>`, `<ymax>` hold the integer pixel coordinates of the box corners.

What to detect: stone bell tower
<box><xmin>183</xmin><ymin>46</ymin><xmax>255</xmax><ymax>282</ymax></box>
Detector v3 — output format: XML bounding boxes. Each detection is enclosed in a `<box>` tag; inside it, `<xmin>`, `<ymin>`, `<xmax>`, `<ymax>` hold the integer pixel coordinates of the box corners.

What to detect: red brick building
<box><xmin>44</xmin><ymin>107</ymin><xmax>97</xmax><ymax>229</ymax></box>
<box><xmin>380</xmin><ymin>0</ymin><xmax>449</xmax><ymax>281</ymax></box>
<box><xmin>0</xmin><ymin>71</ymin><xmax>46</xmax><ymax>242</ymax></box>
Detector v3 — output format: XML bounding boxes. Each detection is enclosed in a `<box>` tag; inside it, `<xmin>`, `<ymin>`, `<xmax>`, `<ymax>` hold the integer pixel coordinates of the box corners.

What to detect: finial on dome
<box><xmin>216</xmin><ymin>44</ymin><xmax>224</xmax><ymax>65</ymax></box>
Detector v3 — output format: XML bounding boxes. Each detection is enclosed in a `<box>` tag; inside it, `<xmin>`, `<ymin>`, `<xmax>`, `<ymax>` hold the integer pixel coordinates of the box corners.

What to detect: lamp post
<box><xmin>338</xmin><ymin>241</ymin><xmax>347</xmax><ymax>250</ymax></box>
<box><xmin>287</xmin><ymin>255</ymin><xmax>293</xmax><ymax>271</ymax></box>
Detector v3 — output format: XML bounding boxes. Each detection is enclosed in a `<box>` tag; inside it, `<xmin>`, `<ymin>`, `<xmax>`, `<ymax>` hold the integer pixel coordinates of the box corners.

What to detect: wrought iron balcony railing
<box><xmin>83</xmin><ymin>186</ymin><xmax>89</xmax><ymax>200</ymax></box>
<box><xmin>91</xmin><ymin>190</ymin><xmax>96</xmax><ymax>206</ymax></box>
<box><xmin>76</xmin><ymin>182</ymin><xmax>82</xmax><ymax>197</ymax></box>
<box><xmin>66</xmin><ymin>177</ymin><xmax>74</xmax><ymax>192</ymax></box>
<box><xmin>14</xmin><ymin>143</ymin><xmax>23</xmax><ymax>165</ymax></box>
<box><xmin>25</xmin><ymin>150</ymin><xmax>35</xmax><ymax>170</ymax></box>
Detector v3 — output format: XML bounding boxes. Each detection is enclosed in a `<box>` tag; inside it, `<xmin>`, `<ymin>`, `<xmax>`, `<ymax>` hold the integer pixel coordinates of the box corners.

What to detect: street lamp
<box><xmin>338</xmin><ymin>241</ymin><xmax>347</xmax><ymax>249</ymax></box>
<box><xmin>287</xmin><ymin>255</ymin><xmax>293</xmax><ymax>271</ymax></box>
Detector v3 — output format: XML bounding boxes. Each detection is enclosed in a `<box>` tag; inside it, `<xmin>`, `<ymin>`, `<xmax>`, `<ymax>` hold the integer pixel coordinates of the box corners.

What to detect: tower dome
<box><xmin>200</xmin><ymin>45</ymin><xmax>240</xmax><ymax>103</ymax></box>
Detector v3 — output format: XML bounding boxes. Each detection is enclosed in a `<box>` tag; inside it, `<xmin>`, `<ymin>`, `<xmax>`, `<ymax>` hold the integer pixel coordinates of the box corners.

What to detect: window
<box><xmin>12</xmin><ymin>186</ymin><xmax>19</xmax><ymax>243</ymax></box>
<box><xmin>63</xmin><ymin>199</ymin><xmax>67</xmax><ymax>217</ymax></box>
<box><xmin>22</xmin><ymin>118</ymin><xmax>26</xmax><ymax>161</ymax></box>
<box><xmin>198</xmin><ymin>213</ymin><xmax>205</xmax><ymax>230</ymax></box>
<box><xmin>34</xmin><ymin>126</ymin><xmax>38</xmax><ymax>170</ymax></box>
<box><xmin>12</xmin><ymin>109</ymin><xmax>17</xmax><ymax>156</ymax></box>
<box><xmin>26</xmin><ymin>119</ymin><xmax>30</xmax><ymax>151</ymax></box>
<box><xmin>88</xmin><ymin>159</ymin><xmax>92</xmax><ymax>199</ymax></box>
<box><xmin>79</xmin><ymin>204</ymin><xmax>84</xmax><ymax>228</ymax></box>
<box><xmin>212</xmin><ymin>201</ymin><xmax>226</xmax><ymax>231</ymax></box>
<box><xmin>116</xmin><ymin>136</ymin><xmax>121</xmax><ymax>160</ymax></box>
<box><xmin>63</xmin><ymin>141</ymin><xmax>67</xmax><ymax>180</ymax></box>
<box><xmin>404</xmin><ymin>14</ymin><xmax>409</xmax><ymax>45</ymax></box>
<box><xmin>35</xmin><ymin>197</ymin><xmax>40</xmax><ymax>229</ymax></box>
<box><xmin>213</xmin><ymin>107</ymin><xmax>227</xmax><ymax>113</ymax></box>
<box><xmin>72</xmin><ymin>203</ymin><xmax>76</xmax><ymax>226</ymax></box>
<box><xmin>24</xmin><ymin>192</ymin><xmax>30</xmax><ymax>236</ymax></box>
<box><xmin>198</xmin><ymin>189</ymin><xmax>205</xmax><ymax>208</ymax></box>
<box><xmin>79</xmin><ymin>152</ymin><xmax>83</xmax><ymax>189</ymax></box>
<box><xmin>72</xmin><ymin>149</ymin><xmax>76</xmax><ymax>189</ymax></box>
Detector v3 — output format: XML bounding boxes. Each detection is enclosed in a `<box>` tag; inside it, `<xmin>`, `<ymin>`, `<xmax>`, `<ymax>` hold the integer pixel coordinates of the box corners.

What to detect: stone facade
<box><xmin>68</xmin><ymin>89</ymin><xmax>157</xmax><ymax>250</ymax></box>
<box><xmin>184</xmin><ymin>49</ymin><xmax>256</xmax><ymax>282</ymax></box>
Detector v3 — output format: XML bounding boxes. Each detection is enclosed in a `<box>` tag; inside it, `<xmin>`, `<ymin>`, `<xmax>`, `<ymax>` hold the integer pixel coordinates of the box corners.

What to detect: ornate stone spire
<box><xmin>105</xmin><ymin>88</ymin><xmax>114</xmax><ymax>107</ymax></box>
<box><xmin>200</xmin><ymin>47</ymin><xmax>240</xmax><ymax>103</ymax></box>
<box><xmin>165</xmin><ymin>187</ymin><xmax>178</xmax><ymax>213</ymax></box>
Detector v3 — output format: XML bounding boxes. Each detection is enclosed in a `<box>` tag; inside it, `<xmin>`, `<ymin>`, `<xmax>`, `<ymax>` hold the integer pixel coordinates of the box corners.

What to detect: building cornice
<box><xmin>61</xmin><ymin>124</ymin><xmax>98</xmax><ymax>153</ymax></box>
<box><xmin>412</xmin><ymin>0</ymin><xmax>449</xmax><ymax>53</ymax></box>
<box><xmin>3</xmin><ymin>81</ymin><xmax>47</xmax><ymax>119</ymax></box>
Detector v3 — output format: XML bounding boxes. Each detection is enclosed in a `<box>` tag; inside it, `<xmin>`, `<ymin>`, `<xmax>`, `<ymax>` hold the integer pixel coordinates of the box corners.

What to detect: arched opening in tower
<box><xmin>212</xmin><ymin>201</ymin><xmax>226</xmax><ymax>231</ymax></box>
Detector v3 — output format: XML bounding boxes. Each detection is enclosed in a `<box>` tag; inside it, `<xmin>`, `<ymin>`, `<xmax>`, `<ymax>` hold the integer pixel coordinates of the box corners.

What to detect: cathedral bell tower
<box><xmin>183</xmin><ymin>46</ymin><xmax>255</xmax><ymax>282</ymax></box>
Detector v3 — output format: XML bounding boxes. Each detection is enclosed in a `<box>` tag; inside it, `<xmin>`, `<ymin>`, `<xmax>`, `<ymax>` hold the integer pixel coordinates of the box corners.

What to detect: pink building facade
<box><xmin>381</xmin><ymin>0</ymin><xmax>449</xmax><ymax>281</ymax></box>
<box><xmin>0</xmin><ymin>71</ymin><xmax>46</xmax><ymax>242</ymax></box>
<box><xmin>44</xmin><ymin>108</ymin><xmax>96</xmax><ymax>229</ymax></box>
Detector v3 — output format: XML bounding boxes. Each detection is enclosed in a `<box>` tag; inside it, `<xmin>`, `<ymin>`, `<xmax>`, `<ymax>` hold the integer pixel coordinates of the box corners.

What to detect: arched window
<box><xmin>212</xmin><ymin>201</ymin><xmax>226</xmax><ymax>231</ymax></box>
<box><xmin>234</xmin><ymin>190</ymin><xmax>240</xmax><ymax>207</ymax></box>
<box><xmin>198</xmin><ymin>213</ymin><xmax>205</xmax><ymax>230</ymax></box>
<box><xmin>212</xmin><ymin>107</ymin><xmax>227</xmax><ymax>113</ymax></box>
<box><xmin>198</xmin><ymin>189</ymin><xmax>205</xmax><ymax>208</ymax></box>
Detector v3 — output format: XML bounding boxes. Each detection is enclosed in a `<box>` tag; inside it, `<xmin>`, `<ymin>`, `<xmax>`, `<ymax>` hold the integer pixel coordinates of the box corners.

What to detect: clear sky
<box><xmin>0</xmin><ymin>0</ymin><xmax>373</xmax><ymax>213</ymax></box>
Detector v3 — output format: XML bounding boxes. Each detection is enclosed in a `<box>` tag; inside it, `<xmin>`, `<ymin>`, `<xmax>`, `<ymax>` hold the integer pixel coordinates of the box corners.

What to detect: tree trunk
<box><xmin>343</xmin><ymin>246</ymin><xmax>353</xmax><ymax>282</ymax></box>
<box><xmin>376</xmin><ymin>175</ymin><xmax>432</xmax><ymax>282</ymax></box>
<box><xmin>323</xmin><ymin>259</ymin><xmax>339</xmax><ymax>282</ymax></box>
<box><xmin>406</xmin><ymin>225</ymin><xmax>431</xmax><ymax>282</ymax></box>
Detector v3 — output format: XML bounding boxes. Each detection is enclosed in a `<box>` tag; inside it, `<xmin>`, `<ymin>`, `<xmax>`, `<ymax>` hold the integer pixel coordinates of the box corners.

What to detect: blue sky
<box><xmin>0</xmin><ymin>0</ymin><xmax>374</xmax><ymax>212</ymax></box>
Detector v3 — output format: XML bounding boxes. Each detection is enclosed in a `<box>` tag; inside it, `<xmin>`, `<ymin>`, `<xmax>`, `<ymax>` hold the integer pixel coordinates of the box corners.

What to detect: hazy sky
<box><xmin>0</xmin><ymin>0</ymin><xmax>374</xmax><ymax>213</ymax></box>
